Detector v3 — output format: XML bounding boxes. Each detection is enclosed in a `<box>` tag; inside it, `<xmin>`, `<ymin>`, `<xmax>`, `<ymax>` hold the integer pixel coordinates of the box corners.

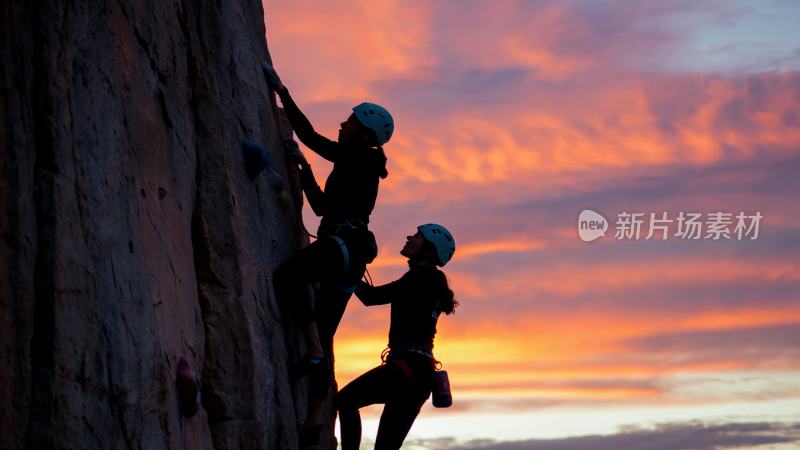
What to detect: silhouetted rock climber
<box><xmin>336</xmin><ymin>224</ymin><xmax>457</xmax><ymax>450</ymax></box>
<box><xmin>262</xmin><ymin>62</ymin><xmax>394</xmax><ymax>446</ymax></box>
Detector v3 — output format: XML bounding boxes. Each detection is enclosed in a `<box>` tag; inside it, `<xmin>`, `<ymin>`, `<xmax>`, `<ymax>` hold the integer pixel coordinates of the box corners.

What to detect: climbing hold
<box><xmin>242</xmin><ymin>139</ymin><xmax>291</xmax><ymax>209</ymax></box>
<box><xmin>158</xmin><ymin>187</ymin><xmax>167</xmax><ymax>199</ymax></box>
<box><xmin>267</xmin><ymin>168</ymin><xmax>284</xmax><ymax>192</ymax></box>
<box><xmin>242</xmin><ymin>139</ymin><xmax>269</xmax><ymax>179</ymax></box>
<box><xmin>279</xmin><ymin>190</ymin><xmax>292</xmax><ymax>211</ymax></box>
<box><xmin>176</xmin><ymin>357</ymin><xmax>201</xmax><ymax>418</ymax></box>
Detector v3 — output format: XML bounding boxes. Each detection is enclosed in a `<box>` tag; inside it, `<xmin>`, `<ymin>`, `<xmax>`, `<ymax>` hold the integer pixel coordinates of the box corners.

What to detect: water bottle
<box><xmin>432</xmin><ymin>370</ymin><xmax>452</xmax><ymax>408</ymax></box>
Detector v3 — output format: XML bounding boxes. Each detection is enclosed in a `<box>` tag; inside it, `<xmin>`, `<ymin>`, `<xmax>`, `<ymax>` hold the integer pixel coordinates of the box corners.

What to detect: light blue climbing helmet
<box><xmin>418</xmin><ymin>224</ymin><xmax>456</xmax><ymax>267</ymax></box>
<box><xmin>352</xmin><ymin>102</ymin><xmax>394</xmax><ymax>145</ymax></box>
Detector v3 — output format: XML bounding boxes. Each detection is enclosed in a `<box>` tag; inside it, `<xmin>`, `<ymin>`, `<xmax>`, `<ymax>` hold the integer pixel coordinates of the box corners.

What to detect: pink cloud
<box><xmin>264</xmin><ymin>0</ymin><xmax>800</xmax><ymax>424</ymax></box>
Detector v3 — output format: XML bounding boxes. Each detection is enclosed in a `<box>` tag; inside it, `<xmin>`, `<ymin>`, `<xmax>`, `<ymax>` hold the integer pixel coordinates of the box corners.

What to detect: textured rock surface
<box><xmin>1</xmin><ymin>1</ymin><xmax>328</xmax><ymax>448</ymax></box>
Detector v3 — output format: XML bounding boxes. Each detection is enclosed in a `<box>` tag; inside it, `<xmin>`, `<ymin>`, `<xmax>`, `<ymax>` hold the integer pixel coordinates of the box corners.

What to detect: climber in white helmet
<box><xmin>263</xmin><ymin>61</ymin><xmax>395</xmax><ymax>446</ymax></box>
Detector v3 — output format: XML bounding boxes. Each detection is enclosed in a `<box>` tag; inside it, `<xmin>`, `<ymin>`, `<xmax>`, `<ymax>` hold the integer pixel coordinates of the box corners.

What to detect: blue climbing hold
<box><xmin>242</xmin><ymin>139</ymin><xmax>270</xmax><ymax>179</ymax></box>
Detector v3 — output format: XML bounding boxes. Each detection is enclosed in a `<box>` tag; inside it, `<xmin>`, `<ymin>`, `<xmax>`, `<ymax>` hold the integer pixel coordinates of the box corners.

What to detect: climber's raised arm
<box><xmin>262</xmin><ymin>63</ymin><xmax>340</xmax><ymax>162</ymax></box>
<box><xmin>296</xmin><ymin>160</ymin><xmax>328</xmax><ymax>217</ymax></box>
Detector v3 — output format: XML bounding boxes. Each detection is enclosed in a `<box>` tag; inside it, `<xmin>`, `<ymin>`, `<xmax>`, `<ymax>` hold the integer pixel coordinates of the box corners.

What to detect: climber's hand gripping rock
<box><xmin>284</xmin><ymin>139</ymin><xmax>309</xmax><ymax>169</ymax></box>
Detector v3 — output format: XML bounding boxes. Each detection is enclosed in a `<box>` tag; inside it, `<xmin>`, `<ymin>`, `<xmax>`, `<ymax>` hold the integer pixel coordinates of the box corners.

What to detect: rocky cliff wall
<box><xmin>1</xmin><ymin>1</ymin><xmax>324</xmax><ymax>448</ymax></box>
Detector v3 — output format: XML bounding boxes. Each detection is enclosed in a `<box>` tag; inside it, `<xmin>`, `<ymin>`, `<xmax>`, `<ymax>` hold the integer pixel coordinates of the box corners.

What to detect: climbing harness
<box><xmin>317</xmin><ymin>219</ymin><xmax>378</xmax><ymax>293</ymax></box>
<box><xmin>388</xmin><ymin>346</ymin><xmax>434</xmax><ymax>360</ymax></box>
<box><xmin>327</xmin><ymin>234</ymin><xmax>351</xmax><ymax>276</ymax></box>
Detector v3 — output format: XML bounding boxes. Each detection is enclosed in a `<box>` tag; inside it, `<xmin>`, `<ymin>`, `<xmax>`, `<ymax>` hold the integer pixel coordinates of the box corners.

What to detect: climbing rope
<box><xmin>363</xmin><ymin>268</ymin><xmax>374</xmax><ymax>287</ymax></box>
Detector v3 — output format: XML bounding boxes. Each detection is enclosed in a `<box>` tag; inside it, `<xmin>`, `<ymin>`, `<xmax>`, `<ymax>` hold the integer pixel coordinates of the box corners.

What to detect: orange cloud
<box><xmin>265</xmin><ymin>0</ymin><xmax>434</xmax><ymax>103</ymax></box>
<box><xmin>368</xmin><ymin>238</ymin><xmax>547</xmax><ymax>268</ymax></box>
<box><xmin>461</xmin><ymin>258</ymin><xmax>800</xmax><ymax>299</ymax></box>
<box><xmin>265</xmin><ymin>0</ymin><xmax>800</xmax><ymax>425</ymax></box>
<box><xmin>334</xmin><ymin>304</ymin><xmax>800</xmax><ymax>401</ymax></box>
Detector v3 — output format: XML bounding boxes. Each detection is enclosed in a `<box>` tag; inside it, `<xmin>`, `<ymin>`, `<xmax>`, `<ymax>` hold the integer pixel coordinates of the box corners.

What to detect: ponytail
<box><xmin>436</xmin><ymin>269</ymin><xmax>458</xmax><ymax>315</ymax></box>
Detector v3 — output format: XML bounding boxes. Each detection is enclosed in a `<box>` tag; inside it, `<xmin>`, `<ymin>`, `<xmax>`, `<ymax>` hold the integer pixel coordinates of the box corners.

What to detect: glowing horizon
<box><xmin>263</xmin><ymin>0</ymin><xmax>800</xmax><ymax>447</ymax></box>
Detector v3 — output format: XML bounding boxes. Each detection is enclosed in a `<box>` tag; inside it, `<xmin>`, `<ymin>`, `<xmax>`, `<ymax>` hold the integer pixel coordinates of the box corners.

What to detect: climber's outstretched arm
<box><xmin>263</xmin><ymin>63</ymin><xmax>339</xmax><ymax>162</ymax></box>
<box><xmin>354</xmin><ymin>277</ymin><xmax>408</xmax><ymax>306</ymax></box>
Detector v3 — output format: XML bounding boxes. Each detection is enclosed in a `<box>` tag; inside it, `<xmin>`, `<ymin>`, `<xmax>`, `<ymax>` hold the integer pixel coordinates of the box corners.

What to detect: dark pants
<box><xmin>273</xmin><ymin>236</ymin><xmax>364</xmax><ymax>329</ymax></box>
<box><xmin>273</xmin><ymin>235</ymin><xmax>366</xmax><ymax>399</ymax></box>
<box><xmin>336</xmin><ymin>355</ymin><xmax>433</xmax><ymax>450</ymax></box>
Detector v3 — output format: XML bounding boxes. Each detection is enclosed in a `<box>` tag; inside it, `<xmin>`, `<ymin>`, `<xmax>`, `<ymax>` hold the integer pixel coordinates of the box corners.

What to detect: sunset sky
<box><xmin>263</xmin><ymin>1</ymin><xmax>800</xmax><ymax>448</ymax></box>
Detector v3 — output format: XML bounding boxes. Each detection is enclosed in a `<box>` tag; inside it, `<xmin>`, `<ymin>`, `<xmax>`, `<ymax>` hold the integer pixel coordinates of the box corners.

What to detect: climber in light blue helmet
<box><xmin>263</xmin><ymin>61</ymin><xmax>395</xmax><ymax>447</ymax></box>
<box><xmin>262</xmin><ymin>62</ymin><xmax>394</xmax><ymax>147</ymax></box>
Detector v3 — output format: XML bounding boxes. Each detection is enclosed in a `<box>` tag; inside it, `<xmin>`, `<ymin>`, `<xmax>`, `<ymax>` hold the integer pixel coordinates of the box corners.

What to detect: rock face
<box><xmin>1</xmin><ymin>1</ymin><xmax>329</xmax><ymax>448</ymax></box>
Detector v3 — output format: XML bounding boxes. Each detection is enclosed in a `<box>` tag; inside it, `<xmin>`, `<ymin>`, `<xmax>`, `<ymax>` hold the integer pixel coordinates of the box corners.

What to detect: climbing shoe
<box><xmin>278</xmin><ymin>190</ymin><xmax>292</xmax><ymax>211</ymax></box>
<box><xmin>290</xmin><ymin>354</ymin><xmax>331</xmax><ymax>399</ymax></box>
<box><xmin>290</xmin><ymin>354</ymin><xmax>328</xmax><ymax>380</ymax></box>
<box><xmin>242</xmin><ymin>139</ymin><xmax>269</xmax><ymax>179</ymax></box>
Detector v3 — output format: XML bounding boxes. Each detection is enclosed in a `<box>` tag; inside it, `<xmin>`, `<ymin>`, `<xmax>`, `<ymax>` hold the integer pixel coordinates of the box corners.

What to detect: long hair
<box><xmin>355</xmin><ymin>118</ymin><xmax>389</xmax><ymax>179</ymax></box>
<box><xmin>419</xmin><ymin>240</ymin><xmax>458</xmax><ymax>314</ymax></box>
<box><xmin>437</xmin><ymin>270</ymin><xmax>458</xmax><ymax>315</ymax></box>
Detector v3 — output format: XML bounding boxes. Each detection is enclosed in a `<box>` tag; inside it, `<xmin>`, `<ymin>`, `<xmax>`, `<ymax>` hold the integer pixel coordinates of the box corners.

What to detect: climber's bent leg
<box><xmin>273</xmin><ymin>237</ymin><xmax>346</xmax><ymax>325</ymax></box>
<box><xmin>336</xmin><ymin>364</ymin><xmax>398</xmax><ymax>450</ymax></box>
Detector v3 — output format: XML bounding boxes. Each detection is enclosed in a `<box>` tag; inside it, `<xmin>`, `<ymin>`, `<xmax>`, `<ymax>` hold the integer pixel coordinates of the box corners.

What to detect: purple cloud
<box><xmin>419</xmin><ymin>421</ymin><xmax>800</xmax><ymax>450</ymax></box>
<box><xmin>624</xmin><ymin>323</ymin><xmax>800</xmax><ymax>354</ymax></box>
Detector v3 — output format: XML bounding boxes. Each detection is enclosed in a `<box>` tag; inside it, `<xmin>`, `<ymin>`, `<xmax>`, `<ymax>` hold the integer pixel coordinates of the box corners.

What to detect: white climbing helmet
<box><xmin>352</xmin><ymin>102</ymin><xmax>394</xmax><ymax>145</ymax></box>
<box><xmin>418</xmin><ymin>224</ymin><xmax>456</xmax><ymax>267</ymax></box>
